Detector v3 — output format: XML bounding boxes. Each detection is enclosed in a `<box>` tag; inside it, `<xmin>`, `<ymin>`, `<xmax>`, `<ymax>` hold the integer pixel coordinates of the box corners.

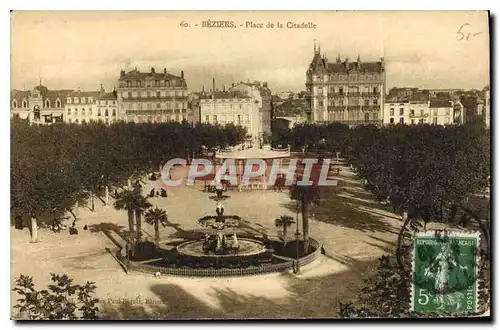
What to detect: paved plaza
<box><xmin>11</xmin><ymin>162</ymin><xmax>412</xmax><ymax>319</ymax></box>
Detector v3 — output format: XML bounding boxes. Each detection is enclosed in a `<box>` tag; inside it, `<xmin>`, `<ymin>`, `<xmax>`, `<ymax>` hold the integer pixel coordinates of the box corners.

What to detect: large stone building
<box><xmin>117</xmin><ymin>67</ymin><xmax>189</xmax><ymax>123</ymax></box>
<box><xmin>199</xmin><ymin>87</ymin><xmax>261</xmax><ymax>146</ymax></box>
<box><xmin>11</xmin><ymin>84</ymin><xmax>72</xmax><ymax>124</ymax></box>
<box><xmin>64</xmin><ymin>85</ymin><xmax>118</xmax><ymax>124</ymax></box>
<box><xmin>230</xmin><ymin>81</ymin><xmax>272</xmax><ymax>134</ymax></box>
<box><xmin>305</xmin><ymin>45</ymin><xmax>386</xmax><ymax>125</ymax></box>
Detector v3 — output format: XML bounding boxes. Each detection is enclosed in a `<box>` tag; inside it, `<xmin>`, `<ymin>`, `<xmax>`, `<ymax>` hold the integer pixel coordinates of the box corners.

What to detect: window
<box><xmin>445</xmin><ymin>108</ymin><xmax>450</xmax><ymax>116</ymax></box>
<box><xmin>317</xmin><ymin>87</ymin><xmax>323</xmax><ymax>96</ymax></box>
<box><xmin>373</xmin><ymin>87</ymin><xmax>378</xmax><ymax>94</ymax></box>
<box><xmin>89</xmin><ymin>108</ymin><xmax>92</xmax><ymax>116</ymax></box>
<box><xmin>399</xmin><ymin>108</ymin><xmax>404</xmax><ymax>116</ymax></box>
<box><xmin>318</xmin><ymin>100</ymin><xmax>323</xmax><ymax>107</ymax></box>
<box><xmin>82</xmin><ymin>108</ymin><xmax>85</xmax><ymax>116</ymax></box>
<box><xmin>82</xmin><ymin>119</ymin><xmax>86</xmax><ymax>124</ymax></box>
<box><xmin>339</xmin><ymin>87</ymin><xmax>343</xmax><ymax>95</ymax></box>
<box><xmin>373</xmin><ymin>112</ymin><xmax>378</xmax><ymax>121</ymax></box>
<box><xmin>98</xmin><ymin>109</ymin><xmax>102</xmax><ymax>117</ymax></box>
<box><xmin>75</xmin><ymin>119</ymin><xmax>79</xmax><ymax>124</ymax></box>
<box><xmin>155</xmin><ymin>80</ymin><xmax>160</xmax><ymax>87</ymax></box>
<box><xmin>68</xmin><ymin>119</ymin><xmax>72</xmax><ymax>123</ymax></box>
<box><xmin>67</xmin><ymin>98</ymin><xmax>72</xmax><ymax>104</ymax></box>
<box><xmin>237</xmin><ymin>115</ymin><xmax>241</xmax><ymax>124</ymax></box>
<box><xmin>105</xmin><ymin>109</ymin><xmax>109</xmax><ymax>116</ymax></box>
<box><xmin>373</xmin><ymin>99</ymin><xmax>378</xmax><ymax>105</ymax></box>
<box><xmin>147</xmin><ymin>91</ymin><xmax>151</xmax><ymax>98</ymax></box>
<box><xmin>127</xmin><ymin>92</ymin><xmax>132</xmax><ymax>99</ymax></box>
<box><xmin>364</xmin><ymin>99</ymin><xmax>369</xmax><ymax>106</ymax></box>
<box><xmin>88</xmin><ymin>97</ymin><xmax>93</xmax><ymax>103</ymax></box>
<box><xmin>157</xmin><ymin>103</ymin><xmax>161</xmax><ymax>109</ymax></box>
<box><xmin>81</xmin><ymin>97</ymin><xmax>85</xmax><ymax>103</ymax></box>
<box><xmin>239</xmin><ymin>104</ymin><xmax>242</xmax><ymax>109</ymax></box>
<box><xmin>364</xmin><ymin>113</ymin><xmax>370</xmax><ymax>121</ymax></box>
<box><xmin>433</xmin><ymin>109</ymin><xmax>438</xmax><ymax>116</ymax></box>
<box><xmin>214</xmin><ymin>115</ymin><xmax>218</xmax><ymax>122</ymax></box>
<box><xmin>45</xmin><ymin>100</ymin><xmax>51</xmax><ymax>108</ymax></box>
<box><xmin>399</xmin><ymin>118</ymin><xmax>404</xmax><ymax>124</ymax></box>
<box><xmin>420</xmin><ymin>109</ymin><xmax>424</xmax><ymax>117</ymax></box>
<box><xmin>74</xmin><ymin>108</ymin><xmax>78</xmax><ymax>116</ymax></box>
<box><xmin>156</xmin><ymin>91</ymin><xmax>160</xmax><ymax>98</ymax></box>
<box><xmin>136</xmin><ymin>80</ymin><xmax>141</xmax><ymax>87</ymax></box>
<box><xmin>205</xmin><ymin>115</ymin><xmax>209</xmax><ymax>122</ymax></box>
<box><xmin>12</xmin><ymin>100</ymin><xmax>17</xmax><ymax>108</ymax></box>
<box><xmin>411</xmin><ymin>119</ymin><xmax>415</xmax><ymax>124</ymax></box>
<box><xmin>67</xmin><ymin>108</ymin><xmax>71</xmax><ymax>115</ymax></box>
<box><xmin>56</xmin><ymin>100</ymin><xmax>61</xmax><ymax>108</ymax></box>
<box><xmin>433</xmin><ymin>117</ymin><xmax>438</xmax><ymax>124</ymax></box>
<box><xmin>112</xmin><ymin>109</ymin><xmax>116</xmax><ymax>116</ymax></box>
<box><xmin>390</xmin><ymin>118</ymin><xmax>394</xmax><ymax>124</ymax></box>
<box><xmin>390</xmin><ymin>108</ymin><xmax>394</xmax><ymax>116</ymax></box>
<box><xmin>410</xmin><ymin>109</ymin><xmax>415</xmax><ymax>116</ymax></box>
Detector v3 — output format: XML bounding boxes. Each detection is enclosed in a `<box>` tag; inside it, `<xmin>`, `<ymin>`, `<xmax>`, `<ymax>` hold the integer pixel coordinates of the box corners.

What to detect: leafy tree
<box><xmin>12</xmin><ymin>273</ymin><xmax>99</xmax><ymax>320</ymax></box>
<box><xmin>290</xmin><ymin>184</ymin><xmax>321</xmax><ymax>252</ymax></box>
<box><xmin>275</xmin><ymin>215</ymin><xmax>295</xmax><ymax>246</ymax></box>
<box><xmin>144</xmin><ymin>207</ymin><xmax>168</xmax><ymax>247</ymax></box>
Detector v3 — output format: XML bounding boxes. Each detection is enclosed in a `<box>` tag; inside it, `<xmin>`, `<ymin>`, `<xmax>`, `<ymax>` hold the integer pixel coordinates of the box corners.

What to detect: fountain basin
<box><xmin>177</xmin><ymin>237</ymin><xmax>266</xmax><ymax>258</ymax></box>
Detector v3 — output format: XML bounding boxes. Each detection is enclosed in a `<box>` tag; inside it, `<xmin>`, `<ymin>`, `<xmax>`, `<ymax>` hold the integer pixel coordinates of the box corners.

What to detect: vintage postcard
<box><xmin>10</xmin><ymin>11</ymin><xmax>491</xmax><ymax>320</ymax></box>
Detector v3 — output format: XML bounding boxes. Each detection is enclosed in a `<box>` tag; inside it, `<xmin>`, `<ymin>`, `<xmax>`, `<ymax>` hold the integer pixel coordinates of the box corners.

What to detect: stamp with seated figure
<box><xmin>411</xmin><ymin>230</ymin><xmax>480</xmax><ymax>314</ymax></box>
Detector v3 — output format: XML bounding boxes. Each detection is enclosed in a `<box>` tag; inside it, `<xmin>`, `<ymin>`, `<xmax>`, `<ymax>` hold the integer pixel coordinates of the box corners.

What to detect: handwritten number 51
<box><xmin>457</xmin><ymin>23</ymin><xmax>482</xmax><ymax>41</ymax></box>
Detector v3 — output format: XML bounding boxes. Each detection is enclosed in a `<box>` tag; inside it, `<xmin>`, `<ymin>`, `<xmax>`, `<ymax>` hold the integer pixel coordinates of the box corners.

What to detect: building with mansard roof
<box><xmin>64</xmin><ymin>85</ymin><xmax>118</xmax><ymax>124</ymax></box>
<box><xmin>305</xmin><ymin>44</ymin><xmax>386</xmax><ymax>125</ymax></box>
<box><xmin>117</xmin><ymin>67</ymin><xmax>189</xmax><ymax>123</ymax></box>
<box><xmin>11</xmin><ymin>84</ymin><xmax>73</xmax><ymax>124</ymax></box>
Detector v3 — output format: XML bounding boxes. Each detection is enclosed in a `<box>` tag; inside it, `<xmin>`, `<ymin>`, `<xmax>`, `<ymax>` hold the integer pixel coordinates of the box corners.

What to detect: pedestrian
<box><xmin>215</xmin><ymin>180</ymin><xmax>223</xmax><ymax>199</ymax></box>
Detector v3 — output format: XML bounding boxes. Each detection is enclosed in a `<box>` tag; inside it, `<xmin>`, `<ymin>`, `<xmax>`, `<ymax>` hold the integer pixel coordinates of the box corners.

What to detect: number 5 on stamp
<box><xmin>411</xmin><ymin>231</ymin><xmax>479</xmax><ymax>314</ymax></box>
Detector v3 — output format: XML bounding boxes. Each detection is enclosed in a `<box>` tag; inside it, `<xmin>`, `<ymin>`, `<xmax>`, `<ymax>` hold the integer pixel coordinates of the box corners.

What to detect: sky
<box><xmin>11</xmin><ymin>11</ymin><xmax>490</xmax><ymax>93</ymax></box>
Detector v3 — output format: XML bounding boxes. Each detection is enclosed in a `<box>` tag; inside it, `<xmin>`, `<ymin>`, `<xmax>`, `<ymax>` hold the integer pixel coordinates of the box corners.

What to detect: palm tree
<box><xmin>132</xmin><ymin>194</ymin><xmax>152</xmax><ymax>242</ymax></box>
<box><xmin>290</xmin><ymin>184</ymin><xmax>321</xmax><ymax>253</ymax></box>
<box><xmin>113</xmin><ymin>189</ymin><xmax>137</xmax><ymax>256</ymax></box>
<box><xmin>275</xmin><ymin>215</ymin><xmax>295</xmax><ymax>246</ymax></box>
<box><xmin>144</xmin><ymin>207</ymin><xmax>168</xmax><ymax>247</ymax></box>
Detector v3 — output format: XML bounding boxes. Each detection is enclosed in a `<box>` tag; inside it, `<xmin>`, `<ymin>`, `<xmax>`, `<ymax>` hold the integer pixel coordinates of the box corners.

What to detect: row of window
<box><xmin>68</xmin><ymin>118</ymin><xmax>115</xmax><ymax>124</ymax></box>
<box><xmin>12</xmin><ymin>100</ymin><xmax>62</xmax><ymax>108</ymax></box>
<box><xmin>313</xmin><ymin>74</ymin><xmax>382</xmax><ymax>81</ymax></box>
<box><xmin>122</xmin><ymin>90</ymin><xmax>186</xmax><ymax>98</ymax></box>
<box><xmin>67</xmin><ymin>108</ymin><xmax>116</xmax><ymax>117</ymax></box>
<box><xmin>67</xmin><ymin>97</ymin><xmax>93</xmax><ymax>104</ymax></box>
<box><xmin>389</xmin><ymin>108</ymin><xmax>451</xmax><ymax>116</ymax></box>
<box><xmin>123</xmin><ymin>102</ymin><xmax>187</xmax><ymax>111</ymax></box>
<box><xmin>317</xmin><ymin>86</ymin><xmax>379</xmax><ymax>95</ymax></box>
<box><xmin>124</xmin><ymin>80</ymin><xmax>176</xmax><ymax>88</ymax></box>
<box><xmin>319</xmin><ymin>99</ymin><xmax>379</xmax><ymax>107</ymax></box>
<box><xmin>388</xmin><ymin>117</ymin><xmax>451</xmax><ymax>124</ymax></box>
<box><xmin>128</xmin><ymin>115</ymin><xmax>187</xmax><ymax>123</ymax></box>
<box><xmin>204</xmin><ymin>114</ymin><xmax>249</xmax><ymax>125</ymax></box>
<box><xmin>329</xmin><ymin>112</ymin><xmax>379</xmax><ymax>122</ymax></box>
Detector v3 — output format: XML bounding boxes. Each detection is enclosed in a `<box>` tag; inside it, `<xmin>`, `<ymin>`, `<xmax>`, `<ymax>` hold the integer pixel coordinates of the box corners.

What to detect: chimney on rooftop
<box><xmin>202</xmin><ymin>86</ymin><xmax>205</xmax><ymax>93</ymax></box>
<box><xmin>151</xmin><ymin>67</ymin><xmax>155</xmax><ymax>74</ymax></box>
<box><xmin>232</xmin><ymin>83</ymin><xmax>234</xmax><ymax>87</ymax></box>
<box><xmin>181</xmin><ymin>71</ymin><xmax>184</xmax><ymax>79</ymax></box>
<box><xmin>212</xmin><ymin>78</ymin><xmax>216</xmax><ymax>94</ymax></box>
<box><xmin>223</xmin><ymin>85</ymin><xmax>226</xmax><ymax>92</ymax></box>
<box><xmin>120</xmin><ymin>70</ymin><xmax>125</xmax><ymax>77</ymax></box>
<box><xmin>164</xmin><ymin>68</ymin><xmax>167</xmax><ymax>74</ymax></box>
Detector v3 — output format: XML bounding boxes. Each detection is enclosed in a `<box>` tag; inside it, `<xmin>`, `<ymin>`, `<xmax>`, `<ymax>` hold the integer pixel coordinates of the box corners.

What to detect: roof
<box><xmin>308</xmin><ymin>52</ymin><xmax>384</xmax><ymax>74</ymax></box>
<box><xmin>118</xmin><ymin>68</ymin><xmax>187</xmax><ymax>87</ymax></box>
<box><xmin>409</xmin><ymin>91</ymin><xmax>430</xmax><ymax>103</ymax></box>
<box><xmin>11</xmin><ymin>90</ymin><xmax>31</xmax><ymax>102</ymax></box>
<box><xmin>68</xmin><ymin>90</ymin><xmax>101</xmax><ymax>98</ymax></box>
<box><xmin>274</xmin><ymin>99</ymin><xmax>310</xmax><ymax>116</ymax></box>
<box><xmin>96</xmin><ymin>92</ymin><xmax>117</xmax><ymax>100</ymax></box>
<box><xmin>430</xmin><ymin>99</ymin><xmax>452</xmax><ymax>108</ymax></box>
<box><xmin>200</xmin><ymin>90</ymin><xmax>252</xmax><ymax>100</ymax></box>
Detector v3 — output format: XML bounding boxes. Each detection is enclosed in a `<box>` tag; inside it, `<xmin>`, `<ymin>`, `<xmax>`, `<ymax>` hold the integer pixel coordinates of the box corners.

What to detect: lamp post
<box><xmin>294</xmin><ymin>202</ymin><xmax>300</xmax><ymax>274</ymax></box>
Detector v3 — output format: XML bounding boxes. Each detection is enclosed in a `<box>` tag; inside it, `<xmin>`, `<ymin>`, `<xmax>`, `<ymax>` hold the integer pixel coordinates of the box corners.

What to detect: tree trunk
<box><xmin>283</xmin><ymin>224</ymin><xmax>288</xmax><ymax>246</ymax></box>
<box><xmin>104</xmin><ymin>186</ymin><xmax>109</xmax><ymax>206</ymax></box>
<box><xmin>135</xmin><ymin>209</ymin><xmax>143</xmax><ymax>241</ymax></box>
<box><xmin>90</xmin><ymin>191</ymin><xmax>95</xmax><ymax>212</ymax></box>
<box><xmin>127</xmin><ymin>209</ymin><xmax>134</xmax><ymax>257</ymax></box>
<box><xmin>128</xmin><ymin>179</ymin><xmax>132</xmax><ymax>189</ymax></box>
<box><xmin>30</xmin><ymin>216</ymin><xmax>38</xmax><ymax>243</ymax></box>
<box><xmin>302</xmin><ymin>201</ymin><xmax>310</xmax><ymax>253</ymax></box>
<box><xmin>154</xmin><ymin>220</ymin><xmax>160</xmax><ymax>248</ymax></box>
<box><xmin>402</xmin><ymin>211</ymin><xmax>408</xmax><ymax>223</ymax></box>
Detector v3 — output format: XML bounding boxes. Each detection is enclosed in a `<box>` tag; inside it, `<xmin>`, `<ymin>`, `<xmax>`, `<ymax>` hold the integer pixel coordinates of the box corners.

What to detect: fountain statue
<box><xmin>216</xmin><ymin>232</ymin><xmax>224</xmax><ymax>253</ymax></box>
<box><xmin>231</xmin><ymin>233</ymin><xmax>240</xmax><ymax>250</ymax></box>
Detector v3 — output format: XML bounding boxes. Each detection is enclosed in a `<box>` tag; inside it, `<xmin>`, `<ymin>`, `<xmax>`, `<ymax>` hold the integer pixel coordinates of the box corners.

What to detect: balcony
<box><xmin>409</xmin><ymin>113</ymin><xmax>430</xmax><ymax>118</ymax></box>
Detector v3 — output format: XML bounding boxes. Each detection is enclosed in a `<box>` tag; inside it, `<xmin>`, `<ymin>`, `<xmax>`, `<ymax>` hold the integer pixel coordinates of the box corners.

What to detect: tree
<box><xmin>290</xmin><ymin>184</ymin><xmax>321</xmax><ymax>252</ymax></box>
<box><xmin>274</xmin><ymin>215</ymin><xmax>295</xmax><ymax>246</ymax></box>
<box><xmin>133</xmin><ymin>194</ymin><xmax>152</xmax><ymax>242</ymax></box>
<box><xmin>113</xmin><ymin>189</ymin><xmax>139</xmax><ymax>256</ymax></box>
<box><xmin>12</xmin><ymin>273</ymin><xmax>99</xmax><ymax>320</ymax></box>
<box><xmin>144</xmin><ymin>207</ymin><xmax>168</xmax><ymax>247</ymax></box>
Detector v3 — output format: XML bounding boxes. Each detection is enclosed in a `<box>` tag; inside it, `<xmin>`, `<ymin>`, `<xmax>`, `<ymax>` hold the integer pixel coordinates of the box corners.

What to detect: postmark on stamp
<box><xmin>411</xmin><ymin>230</ymin><xmax>480</xmax><ymax>314</ymax></box>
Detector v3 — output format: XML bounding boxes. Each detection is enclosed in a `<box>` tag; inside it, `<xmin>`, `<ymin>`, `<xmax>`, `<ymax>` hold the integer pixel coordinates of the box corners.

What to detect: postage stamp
<box><xmin>411</xmin><ymin>231</ymin><xmax>480</xmax><ymax>314</ymax></box>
